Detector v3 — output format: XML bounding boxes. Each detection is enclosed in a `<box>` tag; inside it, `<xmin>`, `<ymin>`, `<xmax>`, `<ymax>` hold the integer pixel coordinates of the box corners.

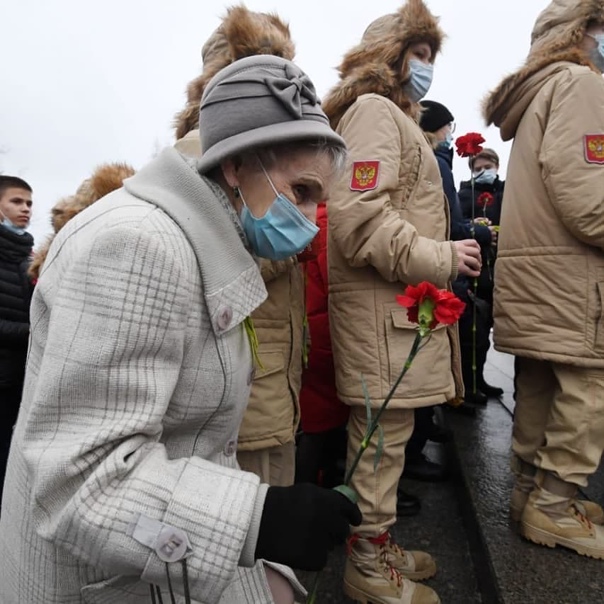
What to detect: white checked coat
<box><xmin>0</xmin><ymin>148</ymin><xmax>299</xmax><ymax>603</ymax></box>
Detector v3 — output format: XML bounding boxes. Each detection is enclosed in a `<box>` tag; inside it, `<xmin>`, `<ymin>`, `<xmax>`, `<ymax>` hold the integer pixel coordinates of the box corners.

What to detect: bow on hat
<box><xmin>265</xmin><ymin>63</ymin><xmax>319</xmax><ymax>119</ymax></box>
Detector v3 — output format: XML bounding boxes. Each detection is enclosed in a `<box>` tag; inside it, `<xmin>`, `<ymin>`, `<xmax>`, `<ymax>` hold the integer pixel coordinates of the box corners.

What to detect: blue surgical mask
<box><xmin>438</xmin><ymin>131</ymin><xmax>454</xmax><ymax>150</ymax></box>
<box><xmin>405</xmin><ymin>59</ymin><xmax>434</xmax><ymax>103</ymax></box>
<box><xmin>1</xmin><ymin>216</ymin><xmax>26</xmax><ymax>235</ymax></box>
<box><xmin>239</xmin><ymin>162</ymin><xmax>319</xmax><ymax>261</ymax></box>
<box><xmin>473</xmin><ymin>168</ymin><xmax>497</xmax><ymax>185</ymax></box>
<box><xmin>588</xmin><ymin>33</ymin><xmax>604</xmax><ymax>72</ymax></box>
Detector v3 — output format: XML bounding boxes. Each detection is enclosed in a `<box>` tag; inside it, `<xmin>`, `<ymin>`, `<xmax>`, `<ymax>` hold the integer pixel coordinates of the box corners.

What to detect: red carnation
<box><xmin>433</xmin><ymin>290</ymin><xmax>466</xmax><ymax>326</ymax></box>
<box><xmin>455</xmin><ymin>132</ymin><xmax>485</xmax><ymax>157</ymax></box>
<box><xmin>396</xmin><ymin>281</ymin><xmax>465</xmax><ymax>332</ymax></box>
<box><xmin>477</xmin><ymin>192</ymin><xmax>494</xmax><ymax>208</ymax></box>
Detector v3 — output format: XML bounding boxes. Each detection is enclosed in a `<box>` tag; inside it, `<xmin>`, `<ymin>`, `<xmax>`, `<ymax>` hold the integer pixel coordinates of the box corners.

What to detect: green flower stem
<box><xmin>470</xmin><ymin>173</ymin><xmax>478</xmax><ymax>395</ymax></box>
<box><xmin>306</xmin><ymin>573</ymin><xmax>320</xmax><ymax>604</ymax></box>
<box><xmin>343</xmin><ymin>331</ymin><xmax>424</xmax><ymax>487</ymax></box>
<box><xmin>472</xmin><ymin>276</ymin><xmax>478</xmax><ymax>394</ymax></box>
<box><xmin>305</xmin><ymin>330</ymin><xmax>426</xmax><ymax>604</ymax></box>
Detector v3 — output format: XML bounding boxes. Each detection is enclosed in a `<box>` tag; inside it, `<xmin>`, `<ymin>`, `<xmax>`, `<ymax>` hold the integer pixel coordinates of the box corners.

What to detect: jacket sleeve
<box><xmin>457</xmin><ymin>184</ymin><xmax>473</xmax><ymax>220</ymax></box>
<box><xmin>329</xmin><ymin>97</ymin><xmax>456</xmax><ymax>287</ymax></box>
<box><xmin>26</xmin><ymin>225</ymin><xmax>266</xmax><ymax>604</ymax></box>
<box><xmin>542</xmin><ymin>69</ymin><xmax>604</xmax><ymax>250</ymax></box>
<box><xmin>0</xmin><ymin>318</ymin><xmax>29</xmax><ymax>344</ymax></box>
<box><xmin>436</xmin><ymin>155</ymin><xmax>467</xmax><ymax>242</ymax></box>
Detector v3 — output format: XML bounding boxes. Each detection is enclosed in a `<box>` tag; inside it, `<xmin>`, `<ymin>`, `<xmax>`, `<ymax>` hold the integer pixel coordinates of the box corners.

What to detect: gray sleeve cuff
<box><xmin>239</xmin><ymin>482</ymin><xmax>269</xmax><ymax>567</ymax></box>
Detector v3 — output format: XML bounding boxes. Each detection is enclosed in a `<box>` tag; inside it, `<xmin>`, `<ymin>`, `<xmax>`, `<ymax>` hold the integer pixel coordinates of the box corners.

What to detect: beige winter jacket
<box><xmin>327</xmin><ymin>93</ymin><xmax>462</xmax><ymax>408</ymax></box>
<box><xmin>485</xmin><ymin>0</ymin><xmax>604</xmax><ymax>367</ymax></box>
<box><xmin>174</xmin><ymin>131</ymin><xmax>305</xmax><ymax>449</ymax></box>
<box><xmin>237</xmin><ymin>258</ymin><xmax>304</xmax><ymax>450</ymax></box>
<box><xmin>322</xmin><ymin>0</ymin><xmax>463</xmax><ymax>409</ymax></box>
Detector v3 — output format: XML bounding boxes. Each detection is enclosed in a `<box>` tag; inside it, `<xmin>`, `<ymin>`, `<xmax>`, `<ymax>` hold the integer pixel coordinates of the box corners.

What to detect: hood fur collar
<box><xmin>174</xmin><ymin>4</ymin><xmax>295</xmax><ymax>140</ymax></box>
<box><xmin>29</xmin><ymin>163</ymin><xmax>134</xmax><ymax>281</ymax></box>
<box><xmin>323</xmin><ymin>0</ymin><xmax>444</xmax><ymax>129</ymax></box>
<box><xmin>484</xmin><ymin>0</ymin><xmax>604</xmax><ymax>132</ymax></box>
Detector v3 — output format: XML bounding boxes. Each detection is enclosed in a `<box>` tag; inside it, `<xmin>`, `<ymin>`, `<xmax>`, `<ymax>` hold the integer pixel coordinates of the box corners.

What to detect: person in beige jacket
<box><xmin>174</xmin><ymin>5</ymin><xmax>304</xmax><ymax>487</ymax></box>
<box><xmin>485</xmin><ymin>0</ymin><xmax>604</xmax><ymax>560</ymax></box>
<box><xmin>322</xmin><ymin>1</ymin><xmax>481</xmax><ymax>603</ymax></box>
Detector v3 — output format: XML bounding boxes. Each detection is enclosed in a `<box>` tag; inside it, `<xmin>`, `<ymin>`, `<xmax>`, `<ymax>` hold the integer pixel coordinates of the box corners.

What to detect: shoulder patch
<box><xmin>350</xmin><ymin>160</ymin><xmax>380</xmax><ymax>191</ymax></box>
<box><xmin>584</xmin><ymin>135</ymin><xmax>604</xmax><ymax>164</ymax></box>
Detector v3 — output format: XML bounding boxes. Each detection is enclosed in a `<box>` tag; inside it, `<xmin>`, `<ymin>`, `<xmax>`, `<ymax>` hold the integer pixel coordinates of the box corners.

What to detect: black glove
<box><xmin>255</xmin><ymin>483</ymin><xmax>362</xmax><ymax>571</ymax></box>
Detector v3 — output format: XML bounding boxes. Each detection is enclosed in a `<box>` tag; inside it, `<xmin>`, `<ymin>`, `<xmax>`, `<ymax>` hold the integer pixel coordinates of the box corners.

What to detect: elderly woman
<box><xmin>0</xmin><ymin>56</ymin><xmax>360</xmax><ymax>604</ymax></box>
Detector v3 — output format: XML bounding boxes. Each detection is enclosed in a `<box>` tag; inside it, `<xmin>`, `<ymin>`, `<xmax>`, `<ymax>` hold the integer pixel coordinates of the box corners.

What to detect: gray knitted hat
<box><xmin>197</xmin><ymin>55</ymin><xmax>345</xmax><ymax>173</ymax></box>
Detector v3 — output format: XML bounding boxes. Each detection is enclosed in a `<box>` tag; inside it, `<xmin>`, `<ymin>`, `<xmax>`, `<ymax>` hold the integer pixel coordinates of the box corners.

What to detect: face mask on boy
<box><xmin>473</xmin><ymin>168</ymin><xmax>498</xmax><ymax>185</ymax></box>
<box><xmin>0</xmin><ymin>214</ymin><xmax>26</xmax><ymax>235</ymax></box>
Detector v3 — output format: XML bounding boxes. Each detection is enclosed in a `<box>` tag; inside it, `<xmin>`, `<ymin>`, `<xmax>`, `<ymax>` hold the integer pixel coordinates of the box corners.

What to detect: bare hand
<box><xmin>489</xmin><ymin>226</ymin><xmax>498</xmax><ymax>247</ymax></box>
<box><xmin>454</xmin><ymin>239</ymin><xmax>481</xmax><ymax>277</ymax></box>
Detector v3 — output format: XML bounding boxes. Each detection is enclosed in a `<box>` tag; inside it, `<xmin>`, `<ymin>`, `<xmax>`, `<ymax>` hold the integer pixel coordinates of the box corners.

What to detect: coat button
<box><xmin>155</xmin><ymin>526</ymin><xmax>189</xmax><ymax>563</ymax></box>
<box><xmin>216</xmin><ymin>306</ymin><xmax>233</xmax><ymax>331</ymax></box>
<box><xmin>225</xmin><ymin>440</ymin><xmax>237</xmax><ymax>457</ymax></box>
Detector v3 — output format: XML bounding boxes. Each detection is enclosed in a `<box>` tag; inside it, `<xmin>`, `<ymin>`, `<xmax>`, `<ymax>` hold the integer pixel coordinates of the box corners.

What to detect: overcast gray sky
<box><xmin>1</xmin><ymin>0</ymin><xmax>546</xmax><ymax>244</ymax></box>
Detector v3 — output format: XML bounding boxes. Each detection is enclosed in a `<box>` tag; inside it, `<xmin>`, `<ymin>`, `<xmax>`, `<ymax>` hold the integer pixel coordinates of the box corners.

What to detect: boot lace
<box><xmin>571</xmin><ymin>503</ymin><xmax>593</xmax><ymax>530</ymax></box>
<box><xmin>369</xmin><ymin>532</ymin><xmax>403</xmax><ymax>588</ymax></box>
<box><xmin>347</xmin><ymin>533</ymin><xmax>403</xmax><ymax>588</ymax></box>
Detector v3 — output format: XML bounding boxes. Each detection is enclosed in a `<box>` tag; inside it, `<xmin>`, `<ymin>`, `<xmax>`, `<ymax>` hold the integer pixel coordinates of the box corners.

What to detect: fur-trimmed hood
<box><xmin>322</xmin><ymin>0</ymin><xmax>444</xmax><ymax>130</ymax></box>
<box><xmin>484</xmin><ymin>0</ymin><xmax>604</xmax><ymax>137</ymax></box>
<box><xmin>29</xmin><ymin>163</ymin><xmax>134</xmax><ymax>281</ymax></box>
<box><xmin>174</xmin><ymin>4</ymin><xmax>295</xmax><ymax>140</ymax></box>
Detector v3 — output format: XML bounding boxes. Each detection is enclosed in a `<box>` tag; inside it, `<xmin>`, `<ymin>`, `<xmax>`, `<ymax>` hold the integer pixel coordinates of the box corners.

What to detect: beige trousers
<box><xmin>513</xmin><ymin>357</ymin><xmax>604</xmax><ymax>487</ymax></box>
<box><xmin>347</xmin><ymin>406</ymin><xmax>414</xmax><ymax>537</ymax></box>
<box><xmin>237</xmin><ymin>441</ymin><xmax>296</xmax><ymax>486</ymax></box>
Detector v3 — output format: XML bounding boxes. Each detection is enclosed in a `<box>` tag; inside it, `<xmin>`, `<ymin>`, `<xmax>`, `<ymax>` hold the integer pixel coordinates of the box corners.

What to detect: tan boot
<box><xmin>344</xmin><ymin>535</ymin><xmax>440</xmax><ymax>604</ymax></box>
<box><xmin>379</xmin><ymin>533</ymin><xmax>436</xmax><ymax>581</ymax></box>
<box><xmin>521</xmin><ymin>473</ymin><xmax>604</xmax><ymax>560</ymax></box>
<box><xmin>509</xmin><ymin>458</ymin><xmax>604</xmax><ymax>524</ymax></box>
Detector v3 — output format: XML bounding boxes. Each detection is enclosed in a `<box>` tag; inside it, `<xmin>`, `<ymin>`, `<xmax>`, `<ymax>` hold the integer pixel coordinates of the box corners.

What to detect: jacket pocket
<box><xmin>385</xmin><ymin>309</ymin><xmax>450</xmax><ymax>401</ymax></box>
<box><xmin>256</xmin><ymin>350</ymin><xmax>286</xmax><ymax>379</ymax></box>
<box><xmin>81</xmin><ymin>574</ymin><xmax>147</xmax><ymax>603</ymax></box>
<box><xmin>239</xmin><ymin>350</ymin><xmax>291</xmax><ymax>444</ymax></box>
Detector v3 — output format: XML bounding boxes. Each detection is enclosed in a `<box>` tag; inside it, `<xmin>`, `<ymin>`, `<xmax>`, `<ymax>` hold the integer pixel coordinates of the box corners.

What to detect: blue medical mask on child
<box><xmin>239</xmin><ymin>162</ymin><xmax>319</xmax><ymax>261</ymax></box>
<box><xmin>1</xmin><ymin>216</ymin><xmax>26</xmax><ymax>235</ymax></box>
<box><xmin>473</xmin><ymin>168</ymin><xmax>498</xmax><ymax>185</ymax></box>
<box><xmin>588</xmin><ymin>33</ymin><xmax>604</xmax><ymax>72</ymax></box>
<box><xmin>438</xmin><ymin>131</ymin><xmax>454</xmax><ymax>150</ymax></box>
<box><xmin>405</xmin><ymin>59</ymin><xmax>434</xmax><ymax>103</ymax></box>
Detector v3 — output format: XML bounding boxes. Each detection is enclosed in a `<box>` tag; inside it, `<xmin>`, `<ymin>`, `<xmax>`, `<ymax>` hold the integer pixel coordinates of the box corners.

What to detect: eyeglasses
<box><xmin>449</xmin><ymin>122</ymin><xmax>456</xmax><ymax>133</ymax></box>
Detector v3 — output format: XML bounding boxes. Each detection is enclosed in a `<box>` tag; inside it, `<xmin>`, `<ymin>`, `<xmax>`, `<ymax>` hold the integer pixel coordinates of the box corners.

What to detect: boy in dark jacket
<box><xmin>0</xmin><ymin>175</ymin><xmax>34</xmax><ymax>505</ymax></box>
<box><xmin>458</xmin><ymin>148</ymin><xmax>505</xmax><ymax>400</ymax></box>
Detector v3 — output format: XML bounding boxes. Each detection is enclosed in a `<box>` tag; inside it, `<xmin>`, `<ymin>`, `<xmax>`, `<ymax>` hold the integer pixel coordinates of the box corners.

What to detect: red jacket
<box><xmin>299</xmin><ymin>204</ymin><xmax>350</xmax><ymax>433</ymax></box>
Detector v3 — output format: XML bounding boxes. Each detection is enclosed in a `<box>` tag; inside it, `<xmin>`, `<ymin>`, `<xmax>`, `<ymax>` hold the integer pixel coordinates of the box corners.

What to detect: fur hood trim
<box><xmin>174</xmin><ymin>4</ymin><xmax>295</xmax><ymax>140</ymax></box>
<box><xmin>29</xmin><ymin>163</ymin><xmax>134</xmax><ymax>281</ymax></box>
<box><xmin>323</xmin><ymin>0</ymin><xmax>444</xmax><ymax>129</ymax></box>
<box><xmin>484</xmin><ymin>0</ymin><xmax>604</xmax><ymax>128</ymax></box>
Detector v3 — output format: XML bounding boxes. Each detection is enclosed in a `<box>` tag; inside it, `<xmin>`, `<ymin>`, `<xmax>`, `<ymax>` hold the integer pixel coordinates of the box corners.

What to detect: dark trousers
<box><xmin>458</xmin><ymin>293</ymin><xmax>492</xmax><ymax>393</ymax></box>
<box><xmin>406</xmin><ymin>406</ymin><xmax>435</xmax><ymax>461</ymax></box>
<box><xmin>295</xmin><ymin>425</ymin><xmax>347</xmax><ymax>488</ymax></box>
<box><xmin>1</xmin><ymin>384</ymin><xmax>23</xmax><ymax>509</ymax></box>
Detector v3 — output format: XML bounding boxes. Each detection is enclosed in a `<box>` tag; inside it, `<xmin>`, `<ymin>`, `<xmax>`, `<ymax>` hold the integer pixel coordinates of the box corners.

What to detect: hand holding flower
<box><xmin>453</xmin><ymin>239</ymin><xmax>482</xmax><ymax>277</ymax></box>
